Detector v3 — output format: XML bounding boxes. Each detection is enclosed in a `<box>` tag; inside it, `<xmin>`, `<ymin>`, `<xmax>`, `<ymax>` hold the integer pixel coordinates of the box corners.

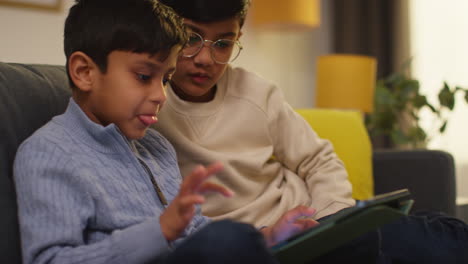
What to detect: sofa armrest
<box><xmin>372</xmin><ymin>150</ymin><xmax>456</xmax><ymax>216</ymax></box>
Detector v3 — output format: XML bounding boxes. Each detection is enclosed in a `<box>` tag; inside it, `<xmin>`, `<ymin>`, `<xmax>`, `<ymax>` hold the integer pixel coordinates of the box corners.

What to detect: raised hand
<box><xmin>261</xmin><ymin>205</ymin><xmax>319</xmax><ymax>247</ymax></box>
<box><xmin>160</xmin><ymin>162</ymin><xmax>233</xmax><ymax>241</ymax></box>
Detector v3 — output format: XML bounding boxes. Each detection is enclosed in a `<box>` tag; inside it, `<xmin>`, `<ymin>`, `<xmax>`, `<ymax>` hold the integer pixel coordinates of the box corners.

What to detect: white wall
<box><xmin>0</xmin><ymin>0</ymin><xmax>74</xmax><ymax>64</ymax></box>
<box><xmin>410</xmin><ymin>0</ymin><xmax>468</xmax><ymax>197</ymax></box>
<box><xmin>0</xmin><ymin>0</ymin><xmax>332</xmax><ymax>109</ymax></box>
<box><xmin>234</xmin><ymin>0</ymin><xmax>333</xmax><ymax>108</ymax></box>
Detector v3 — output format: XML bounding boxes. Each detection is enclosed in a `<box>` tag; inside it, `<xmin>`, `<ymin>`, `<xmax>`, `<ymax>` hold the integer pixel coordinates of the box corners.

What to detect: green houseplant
<box><xmin>366</xmin><ymin>69</ymin><xmax>468</xmax><ymax>149</ymax></box>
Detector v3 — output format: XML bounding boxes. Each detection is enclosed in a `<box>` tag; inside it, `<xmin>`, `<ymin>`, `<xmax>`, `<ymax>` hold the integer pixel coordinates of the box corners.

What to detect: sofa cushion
<box><xmin>296</xmin><ymin>109</ymin><xmax>374</xmax><ymax>200</ymax></box>
<box><xmin>0</xmin><ymin>62</ymin><xmax>70</xmax><ymax>263</ymax></box>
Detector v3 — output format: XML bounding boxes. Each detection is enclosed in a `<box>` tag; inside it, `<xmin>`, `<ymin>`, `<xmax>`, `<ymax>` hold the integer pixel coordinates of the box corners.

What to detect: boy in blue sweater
<box><xmin>13</xmin><ymin>0</ymin><xmax>319</xmax><ymax>263</ymax></box>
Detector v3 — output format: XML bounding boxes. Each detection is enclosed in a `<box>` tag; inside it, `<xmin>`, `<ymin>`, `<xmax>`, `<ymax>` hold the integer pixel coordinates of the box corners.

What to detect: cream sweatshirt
<box><xmin>154</xmin><ymin>66</ymin><xmax>355</xmax><ymax>227</ymax></box>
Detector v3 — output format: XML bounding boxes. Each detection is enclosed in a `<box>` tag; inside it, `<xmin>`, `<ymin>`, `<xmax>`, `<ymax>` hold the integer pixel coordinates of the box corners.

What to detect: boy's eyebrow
<box><xmin>186</xmin><ymin>24</ymin><xmax>236</xmax><ymax>39</ymax></box>
<box><xmin>134</xmin><ymin>61</ymin><xmax>176</xmax><ymax>77</ymax></box>
<box><xmin>217</xmin><ymin>31</ymin><xmax>237</xmax><ymax>39</ymax></box>
<box><xmin>134</xmin><ymin>61</ymin><xmax>160</xmax><ymax>70</ymax></box>
<box><xmin>135</xmin><ymin>60</ymin><xmax>176</xmax><ymax>74</ymax></box>
<box><xmin>135</xmin><ymin>59</ymin><xmax>174</xmax><ymax>72</ymax></box>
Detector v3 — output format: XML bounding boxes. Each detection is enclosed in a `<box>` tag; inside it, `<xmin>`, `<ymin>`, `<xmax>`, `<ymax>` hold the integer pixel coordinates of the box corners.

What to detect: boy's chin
<box><xmin>124</xmin><ymin>129</ymin><xmax>147</xmax><ymax>140</ymax></box>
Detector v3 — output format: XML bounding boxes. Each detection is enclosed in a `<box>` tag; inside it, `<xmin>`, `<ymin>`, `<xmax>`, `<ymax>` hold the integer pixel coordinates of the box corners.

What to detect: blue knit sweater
<box><xmin>14</xmin><ymin>99</ymin><xmax>210</xmax><ymax>264</ymax></box>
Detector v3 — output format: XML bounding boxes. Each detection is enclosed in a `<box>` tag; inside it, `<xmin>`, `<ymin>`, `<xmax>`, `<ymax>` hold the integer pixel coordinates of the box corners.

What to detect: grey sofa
<box><xmin>0</xmin><ymin>61</ymin><xmax>457</xmax><ymax>263</ymax></box>
<box><xmin>1</xmin><ymin>62</ymin><xmax>70</xmax><ymax>263</ymax></box>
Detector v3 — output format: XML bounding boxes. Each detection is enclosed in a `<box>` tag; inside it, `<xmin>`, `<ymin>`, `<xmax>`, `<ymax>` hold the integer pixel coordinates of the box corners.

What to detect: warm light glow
<box><xmin>252</xmin><ymin>0</ymin><xmax>320</xmax><ymax>30</ymax></box>
<box><xmin>315</xmin><ymin>54</ymin><xmax>376</xmax><ymax>113</ymax></box>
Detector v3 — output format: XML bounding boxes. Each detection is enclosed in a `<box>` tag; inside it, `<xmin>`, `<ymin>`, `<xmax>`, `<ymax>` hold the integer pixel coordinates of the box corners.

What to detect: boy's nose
<box><xmin>193</xmin><ymin>44</ymin><xmax>214</xmax><ymax>66</ymax></box>
<box><xmin>150</xmin><ymin>82</ymin><xmax>167</xmax><ymax>105</ymax></box>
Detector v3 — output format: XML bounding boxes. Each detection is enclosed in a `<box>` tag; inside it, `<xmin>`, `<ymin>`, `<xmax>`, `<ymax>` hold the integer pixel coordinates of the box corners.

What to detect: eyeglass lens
<box><xmin>182</xmin><ymin>33</ymin><xmax>242</xmax><ymax>63</ymax></box>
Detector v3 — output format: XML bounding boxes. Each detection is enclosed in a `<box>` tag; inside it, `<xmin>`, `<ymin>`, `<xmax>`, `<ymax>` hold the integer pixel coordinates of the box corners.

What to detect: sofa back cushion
<box><xmin>0</xmin><ymin>62</ymin><xmax>70</xmax><ymax>263</ymax></box>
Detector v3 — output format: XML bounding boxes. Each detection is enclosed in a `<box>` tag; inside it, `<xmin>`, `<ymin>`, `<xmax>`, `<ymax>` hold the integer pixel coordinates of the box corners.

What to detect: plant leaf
<box><xmin>438</xmin><ymin>82</ymin><xmax>455</xmax><ymax>110</ymax></box>
<box><xmin>407</xmin><ymin>126</ymin><xmax>427</xmax><ymax>147</ymax></box>
<box><xmin>412</xmin><ymin>94</ymin><xmax>427</xmax><ymax>108</ymax></box>
<box><xmin>426</xmin><ymin>102</ymin><xmax>437</xmax><ymax>113</ymax></box>
<box><xmin>385</xmin><ymin>73</ymin><xmax>404</xmax><ymax>85</ymax></box>
<box><xmin>439</xmin><ymin>120</ymin><xmax>448</xmax><ymax>133</ymax></box>
<box><xmin>399</xmin><ymin>79</ymin><xmax>419</xmax><ymax>102</ymax></box>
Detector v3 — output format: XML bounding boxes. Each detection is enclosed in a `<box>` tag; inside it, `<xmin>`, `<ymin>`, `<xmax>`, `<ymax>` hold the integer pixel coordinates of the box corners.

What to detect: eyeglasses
<box><xmin>181</xmin><ymin>32</ymin><xmax>243</xmax><ymax>64</ymax></box>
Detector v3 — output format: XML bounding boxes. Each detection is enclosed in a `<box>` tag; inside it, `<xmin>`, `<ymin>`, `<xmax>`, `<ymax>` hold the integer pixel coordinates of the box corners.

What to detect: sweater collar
<box><xmin>57</xmin><ymin>98</ymin><xmax>133</xmax><ymax>154</ymax></box>
<box><xmin>165</xmin><ymin>66</ymin><xmax>231</xmax><ymax>117</ymax></box>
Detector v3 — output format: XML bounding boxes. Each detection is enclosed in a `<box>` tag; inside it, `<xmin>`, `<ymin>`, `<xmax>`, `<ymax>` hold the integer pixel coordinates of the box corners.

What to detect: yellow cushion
<box><xmin>296</xmin><ymin>109</ymin><xmax>374</xmax><ymax>200</ymax></box>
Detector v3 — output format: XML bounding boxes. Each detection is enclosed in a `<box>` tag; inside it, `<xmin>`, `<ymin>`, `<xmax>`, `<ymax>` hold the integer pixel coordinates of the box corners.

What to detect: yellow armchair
<box><xmin>296</xmin><ymin>109</ymin><xmax>374</xmax><ymax>200</ymax></box>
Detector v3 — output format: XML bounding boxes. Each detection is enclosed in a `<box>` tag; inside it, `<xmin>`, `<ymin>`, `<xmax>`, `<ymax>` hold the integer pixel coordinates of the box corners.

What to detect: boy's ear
<box><xmin>68</xmin><ymin>51</ymin><xmax>98</xmax><ymax>92</ymax></box>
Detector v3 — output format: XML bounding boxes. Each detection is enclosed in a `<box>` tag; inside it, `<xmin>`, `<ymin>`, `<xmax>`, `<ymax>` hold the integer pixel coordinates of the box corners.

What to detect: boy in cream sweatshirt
<box><xmin>155</xmin><ymin>0</ymin><xmax>468</xmax><ymax>263</ymax></box>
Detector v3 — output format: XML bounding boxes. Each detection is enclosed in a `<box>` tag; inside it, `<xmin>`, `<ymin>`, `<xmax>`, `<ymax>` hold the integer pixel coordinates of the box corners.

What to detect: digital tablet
<box><xmin>272</xmin><ymin>189</ymin><xmax>414</xmax><ymax>263</ymax></box>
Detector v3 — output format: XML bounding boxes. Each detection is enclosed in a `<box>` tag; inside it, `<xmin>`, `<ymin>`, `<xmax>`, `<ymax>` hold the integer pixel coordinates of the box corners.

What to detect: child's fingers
<box><xmin>179</xmin><ymin>166</ymin><xmax>206</xmax><ymax>195</ymax></box>
<box><xmin>178</xmin><ymin>194</ymin><xmax>205</xmax><ymax>208</ymax></box>
<box><xmin>198</xmin><ymin>182</ymin><xmax>234</xmax><ymax>197</ymax></box>
<box><xmin>190</xmin><ymin>162</ymin><xmax>224</xmax><ymax>188</ymax></box>
<box><xmin>204</xmin><ymin>161</ymin><xmax>224</xmax><ymax>176</ymax></box>
<box><xmin>283</xmin><ymin>206</ymin><xmax>317</xmax><ymax>223</ymax></box>
<box><xmin>181</xmin><ymin>162</ymin><xmax>224</xmax><ymax>194</ymax></box>
<box><xmin>295</xmin><ymin>218</ymin><xmax>320</xmax><ymax>229</ymax></box>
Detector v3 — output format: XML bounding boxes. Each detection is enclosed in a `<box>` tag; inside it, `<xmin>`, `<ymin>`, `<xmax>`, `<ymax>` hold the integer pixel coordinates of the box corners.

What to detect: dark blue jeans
<box><xmin>379</xmin><ymin>211</ymin><xmax>468</xmax><ymax>263</ymax></box>
<box><xmin>311</xmin><ymin>211</ymin><xmax>468</xmax><ymax>264</ymax></box>
<box><xmin>158</xmin><ymin>220</ymin><xmax>279</xmax><ymax>264</ymax></box>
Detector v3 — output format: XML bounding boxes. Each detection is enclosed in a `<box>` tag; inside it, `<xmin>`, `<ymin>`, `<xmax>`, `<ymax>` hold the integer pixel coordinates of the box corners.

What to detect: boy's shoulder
<box><xmin>226</xmin><ymin>66</ymin><xmax>276</xmax><ymax>90</ymax></box>
<box><xmin>222</xmin><ymin>66</ymin><xmax>285</xmax><ymax>109</ymax></box>
<box><xmin>17</xmin><ymin>113</ymin><xmax>73</xmax><ymax>156</ymax></box>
